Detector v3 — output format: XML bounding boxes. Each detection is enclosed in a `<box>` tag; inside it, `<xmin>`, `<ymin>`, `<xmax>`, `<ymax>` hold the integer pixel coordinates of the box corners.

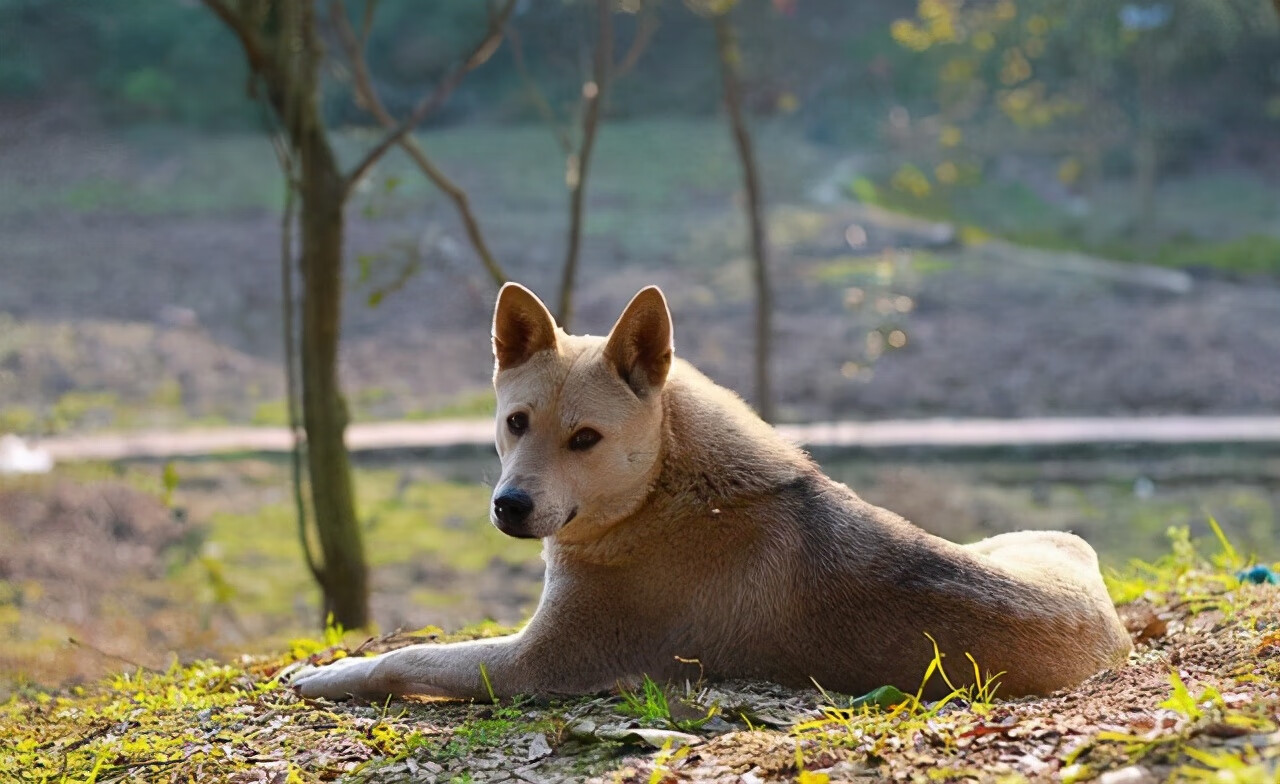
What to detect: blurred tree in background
<box><xmin>3</xmin><ymin>0</ymin><xmax>1275</xmax><ymax>158</ymax></box>
<box><xmin>882</xmin><ymin>0</ymin><xmax>1279</xmax><ymax>249</ymax></box>
<box><xmin>689</xmin><ymin>0</ymin><xmax>778</xmax><ymax>422</ymax></box>
<box><xmin>201</xmin><ymin>0</ymin><xmax>514</xmax><ymax>630</ymax></box>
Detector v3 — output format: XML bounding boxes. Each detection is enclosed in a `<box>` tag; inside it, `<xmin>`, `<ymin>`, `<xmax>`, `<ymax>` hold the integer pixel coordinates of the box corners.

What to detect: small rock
<box><xmin>513</xmin><ymin>765</ymin><xmax>545</xmax><ymax>783</ymax></box>
<box><xmin>1014</xmin><ymin>754</ymin><xmax>1050</xmax><ymax>774</ymax></box>
<box><xmin>1099</xmin><ymin>765</ymin><xmax>1155</xmax><ymax>784</ymax></box>
<box><xmin>526</xmin><ymin>732</ymin><xmax>552</xmax><ymax>761</ymax></box>
<box><xmin>1133</xmin><ymin>476</ymin><xmax>1155</xmax><ymax>500</ymax></box>
<box><xmin>567</xmin><ymin>718</ymin><xmax>597</xmax><ymax>740</ymax></box>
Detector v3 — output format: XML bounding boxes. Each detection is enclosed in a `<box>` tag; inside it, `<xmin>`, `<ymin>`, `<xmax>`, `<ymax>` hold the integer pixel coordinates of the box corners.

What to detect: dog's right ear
<box><xmin>604</xmin><ymin>286</ymin><xmax>673</xmax><ymax>398</ymax></box>
<box><xmin>493</xmin><ymin>283</ymin><xmax>558</xmax><ymax>371</ymax></box>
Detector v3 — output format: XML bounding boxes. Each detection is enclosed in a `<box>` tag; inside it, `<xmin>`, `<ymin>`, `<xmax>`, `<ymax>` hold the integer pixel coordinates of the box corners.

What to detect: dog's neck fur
<box><xmin>657</xmin><ymin>359</ymin><xmax>817</xmax><ymax>503</ymax></box>
<box><xmin>547</xmin><ymin>357</ymin><xmax>826</xmax><ymax>565</ymax></box>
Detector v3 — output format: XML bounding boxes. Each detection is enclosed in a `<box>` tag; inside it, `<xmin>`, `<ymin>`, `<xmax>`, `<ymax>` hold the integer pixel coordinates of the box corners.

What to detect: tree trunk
<box><xmin>209</xmin><ymin>0</ymin><xmax>517</xmax><ymax>632</ymax></box>
<box><xmin>556</xmin><ymin>0</ymin><xmax>613</xmax><ymax>330</ymax></box>
<box><xmin>297</xmin><ymin>137</ymin><xmax>369</xmax><ymax>630</ymax></box>
<box><xmin>280</xmin><ymin>0</ymin><xmax>369</xmax><ymax>630</ymax></box>
<box><xmin>714</xmin><ymin>13</ymin><xmax>775</xmax><ymax>423</ymax></box>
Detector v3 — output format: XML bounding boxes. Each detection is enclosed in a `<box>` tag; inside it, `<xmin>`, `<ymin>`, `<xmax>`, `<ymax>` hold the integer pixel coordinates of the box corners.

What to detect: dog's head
<box><xmin>488</xmin><ymin>283</ymin><xmax>672</xmax><ymax>540</ymax></box>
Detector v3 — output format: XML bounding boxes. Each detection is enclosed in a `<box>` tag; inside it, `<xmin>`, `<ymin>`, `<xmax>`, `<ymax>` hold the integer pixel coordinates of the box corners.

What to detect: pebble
<box><xmin>1098</xmin><ymin>765</ymin><xmax>1155</xmax><ymax>784</ymax></box>
<box><xmin>526</xmin><ymin>733</ymin><xmax>553</xmax><ymax>761</ymax></box>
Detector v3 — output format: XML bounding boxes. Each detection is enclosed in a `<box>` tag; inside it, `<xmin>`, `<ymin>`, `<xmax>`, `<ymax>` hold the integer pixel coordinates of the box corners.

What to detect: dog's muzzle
<box><xmin>492</xmin><ymin>489</ymin><xmax>537</xmax><ymax>539</ymax></box>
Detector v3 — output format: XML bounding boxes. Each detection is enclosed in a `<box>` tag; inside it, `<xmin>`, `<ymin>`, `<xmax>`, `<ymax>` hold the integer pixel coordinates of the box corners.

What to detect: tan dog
<box><xmin>291</xmin><ymin>284</ymin><xmax>1131</xmax><ymax>702</ymax></box>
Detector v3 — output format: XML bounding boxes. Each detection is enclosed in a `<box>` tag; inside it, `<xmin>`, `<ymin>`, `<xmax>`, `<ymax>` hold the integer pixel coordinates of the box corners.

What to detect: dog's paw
<box><xmin>290</xmin><ymin>655</ymin><xmax>383</xmax><ymax>701</ymax></box>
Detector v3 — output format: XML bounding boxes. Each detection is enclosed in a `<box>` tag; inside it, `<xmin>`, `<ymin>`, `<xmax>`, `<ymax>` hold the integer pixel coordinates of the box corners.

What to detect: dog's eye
<box><xmin>568</xmin><ymin>428</ymin><xmax>602</xmax><ymax>452</ymax></box>
<box><xmin>506</xmin><ymin>412</ymin><xmax>529</xmax><ymax>436</ymax></box>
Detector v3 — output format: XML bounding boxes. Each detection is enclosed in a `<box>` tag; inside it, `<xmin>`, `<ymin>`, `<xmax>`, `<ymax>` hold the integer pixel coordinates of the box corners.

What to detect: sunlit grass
<box><xmin>1103</xmin><ymin>517</ymin><xmax>1263</xmax><ymax>605</ymax></box>
<box><xmin>175</xmin><ymin>468</ymin><xmax>535</xmax><ymax>626</ymax></box>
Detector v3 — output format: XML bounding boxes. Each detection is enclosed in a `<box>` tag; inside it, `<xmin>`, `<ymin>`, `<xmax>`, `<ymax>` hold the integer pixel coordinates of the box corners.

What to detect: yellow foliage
<box><xmin>891</xmin><ymin>19</ymin><xmax>933</xmax><ymax>52</ymax></box>
<box><xmin>1000</xmin><ymin>48</ymin><xmax>1032</xmax><ymax>85</ymax></box>
<box><xmin>941</xmin><ymin>57</ymin><xmax>975</xmax><ymax>83</ymax></box>
<box><xmin>890</xmin><ymin>165</ymin><xmax>932</xmax><ymax>199</ymax></box>
<box><xmin>1058</xmin><ymin>157</ymin><xmax>1083</xmax><ymax>185</ymax></box>
<box><xmin>1026</xmin><ymin>14</ymin><xmax>1050</xmax><ymax>36</ymax></box>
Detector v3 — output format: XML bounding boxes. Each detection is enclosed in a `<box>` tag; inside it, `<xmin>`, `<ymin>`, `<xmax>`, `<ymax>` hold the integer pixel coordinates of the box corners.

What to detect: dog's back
<box><xmin>579</xmin><ymin>361</ymin><xmax>1133</xmax><ymax>698</ymax></box>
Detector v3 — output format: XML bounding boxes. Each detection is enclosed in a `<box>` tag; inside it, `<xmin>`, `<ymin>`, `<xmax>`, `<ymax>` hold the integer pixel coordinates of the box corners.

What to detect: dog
<box><xmin>291</xmin><ymin>283</ymin><xmax>1131</xmax><ymax>702</ymax></box>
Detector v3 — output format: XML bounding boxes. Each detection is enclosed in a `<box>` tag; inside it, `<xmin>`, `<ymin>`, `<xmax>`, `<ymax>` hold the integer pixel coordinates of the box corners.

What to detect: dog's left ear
<box><xmin>604</xmin><ymin>286</ymin><xmax>673</xmax><ymax>397</ymax></box>
<box><xmin>493</xmin><ymin>283</ymin><xmax>558</xmax><ymax>371</ymax></box>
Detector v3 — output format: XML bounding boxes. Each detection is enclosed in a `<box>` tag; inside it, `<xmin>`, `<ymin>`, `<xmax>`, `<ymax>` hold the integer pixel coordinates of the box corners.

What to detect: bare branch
<box><xmin>506</xmin><ymin>23</ymin><xmax>575</xmax><ymax>155</ymax></box>
<box><xmin>343</xmin><ymin>0</ymin><xmax>518</xmax><ymax>197</ymax></box>
<box><xmin>200</xmin><ymin>0</ymin><xmax>273</xmax><ymax>81</ymax></box>
<box><xmin>330</xmin><ymin>0</ymin><xmax>382</xmax><ymax>117</ymax></box>
<box><xmin>359</xmin><ymin>0</ymin><xmax>378</xmax><ymax>47</ymax></box>
<box><xmin>555</xmin><ymin>0</ymin><xmax>614</xmax><ymax>327</ymax></box>
<box><xmin>615</xmin><ymin>0</ymin><xmax>659</xmax><ymax>79</ymax></box>
<box><xmin>331</xmin><ymin>0</ymin><xmax>508</xmax><ymax>285</ymax></box>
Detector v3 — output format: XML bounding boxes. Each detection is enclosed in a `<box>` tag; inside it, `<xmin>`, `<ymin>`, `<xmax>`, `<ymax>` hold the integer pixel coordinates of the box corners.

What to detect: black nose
<box><xmin>493</xmin><ymin>489</ymin><xmax>535</xmax><ymax>536</ymax></box>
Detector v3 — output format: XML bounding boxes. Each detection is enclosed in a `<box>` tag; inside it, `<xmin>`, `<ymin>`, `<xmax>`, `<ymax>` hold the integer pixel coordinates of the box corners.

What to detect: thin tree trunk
<box><xmin>298</xmin><ymin>153</ymin><xmax>368</xmax><ymax>629</ymax></box>
<box><xmin>714</xmin><ymin>12</ymin><xmax>774</xmax><ymax>423</ymax></box>
<box><xmin>209</xmin><ymin>0</ymin><xmax>514</xmax><ymax>631</ymax></box>
<box><xmin>556</xmin><ymin>0</ymin><xmax>613</xmax><ymax>330</ymax></box>
<box><xmin>270</xmin><ymin>134</ymin><xmax>323</xmax><ymax>588</ymax></box>
<box><xmin>289</xmin><ymin>0</ymin><xmax>369</xmax><ymax>629</ymax></box>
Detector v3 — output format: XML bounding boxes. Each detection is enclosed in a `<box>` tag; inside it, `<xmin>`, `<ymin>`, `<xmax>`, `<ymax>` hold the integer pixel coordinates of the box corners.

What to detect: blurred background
<box><xmin>1</xmin><ymin>0</ymin><xmax>1278</xmax><ymax>695</ymax></box>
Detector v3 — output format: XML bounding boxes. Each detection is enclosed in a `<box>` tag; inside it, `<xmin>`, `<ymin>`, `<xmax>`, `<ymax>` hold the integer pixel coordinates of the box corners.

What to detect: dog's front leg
<box><xmin>291</xmin><ymin>634</ymin><xmax>538</xmax><ymax>701</ymax></box>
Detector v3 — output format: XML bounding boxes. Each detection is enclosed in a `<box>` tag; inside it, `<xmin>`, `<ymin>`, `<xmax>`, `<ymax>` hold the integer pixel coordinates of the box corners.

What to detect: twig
<box><xmin>614</xmin><ymin>0</ymin><xmax>659</xmax><ymax>79</ymax></box>
<box><xmin>343</xmin><ymin>0</ymin><xmax>518</xmax><ymax>197</ymax></box>
<box><xmin>67</xmin><ymin>637</ymin><xmax>161</xmax><ymax>674</ymax></box>
<box><xmin>358</xmin><ymin>0</ymin><xmax>378</xmax><ymax>47</ymax></box>
<box><xmin>199</xmin><ymin>0</ymin><xmax>271</xmax><ymax>78</ymax></box>
<box><xmin>99</xmin><ymin>757</ymin><xmax>185</xmax><ymax>784</ymax></box>
<box><xmin>556</xmin><ymin>0</ymin><xmax>614</xmax><ymax>328</ymax></box>
<box><xmin>506</xmin><ymin>24</ymin><xmax>575</xmax><ymax>155</ymax></box>
<box><xmin>37</xmin><ymin>722</ymin><xmax>116</xmax><ymax>753</ymax></box>
<box><xmin>330</xmin><ymin>0</ymin><xmax>508</xmax><ymax>285</ymax></box>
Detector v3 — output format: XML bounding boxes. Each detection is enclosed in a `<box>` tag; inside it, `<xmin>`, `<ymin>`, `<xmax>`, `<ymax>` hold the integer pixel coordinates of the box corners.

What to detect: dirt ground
<box><xmin>3</xmin><ymin>557</ymin><xmax>1276</xmax><ymax>783</ymax></box>
<box><xmin>1</xmin><ymin>125</ymin><xmax>1279</xmax><ymax>431</ymax></box>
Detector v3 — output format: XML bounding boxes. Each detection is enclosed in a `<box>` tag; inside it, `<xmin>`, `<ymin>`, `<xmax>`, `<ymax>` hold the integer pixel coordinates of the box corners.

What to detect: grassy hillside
<box><xmin>2</xmin><ymin>529</ymin><xmax>1277</xmax><ymax>783</ymax></box>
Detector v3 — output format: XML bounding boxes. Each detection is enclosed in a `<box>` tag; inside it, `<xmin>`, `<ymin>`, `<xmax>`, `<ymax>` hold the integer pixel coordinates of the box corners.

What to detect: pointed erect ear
<box><xmin>603</xmin><ymin>286</ymin><xmax>674</xmax><ymax>397</ymax></box>
<box><xmin>493</xmin><ymin>283</ymin><xmax>558</xmax><ymax>371</ymax></box>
